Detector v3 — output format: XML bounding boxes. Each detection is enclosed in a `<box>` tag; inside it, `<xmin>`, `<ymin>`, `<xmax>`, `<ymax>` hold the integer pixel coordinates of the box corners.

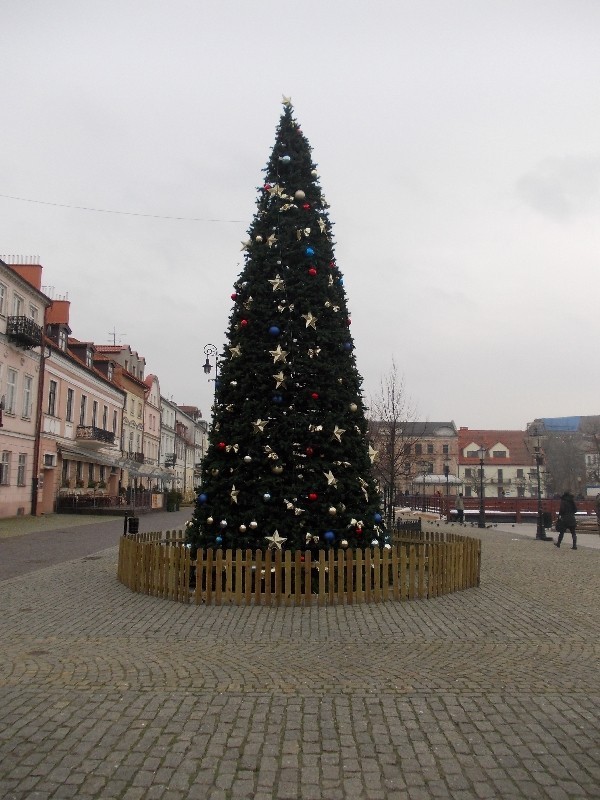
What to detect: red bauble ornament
<box><xmin>308</xmin><ymin>492</ymin><xmax>318</xmax><ymax>502</ymax></box>
<box><xmin>311</xmin><ymin>392</ymin><xmax>319</xmax><ymax>400</ymax></box>
<box><xmin>356</xmin><ymin>527</ymin><xmax>363</xmax><ymax>535</ymax></box>
<box><xmin>308</xmin><ymin>267</ymin><xmax>317</xmax><ymax>276</ymax></box>
<box><xmin>240</xmin><ymin>319</ymin><xmax>249</xmax><ymax>327</ymax></box>
<box><xmin>346</xmin><ymin>318</ymin><xmax>352</xmax><ymax>326</ymax></box>
<box><xmin>217</xmin><ymin>442</ymin><xmax>227</xmax><ymax>450</ymax></box>
<box><xmin>302</xmin><ymin>203</ymin><xmax>311</xmax><ymax>210</ymax></box>
<box><xmin>231</xmin><ymin>293</ymin><xmax>238</xmax><ymax>301</ymax></box>
<box><xmin>329</xmin><ymin>260</ymin><xmax>336</xmax><ymax>269</ymax></box>
<box><xmin>264</xmin><ymin>183</ymin><xmax>271</xmax><ymax>191</ymax></box>
<box><xmin>306</xmin><ymin>447</ymin><xmax>314</xmax><ymax>457</ymax></box>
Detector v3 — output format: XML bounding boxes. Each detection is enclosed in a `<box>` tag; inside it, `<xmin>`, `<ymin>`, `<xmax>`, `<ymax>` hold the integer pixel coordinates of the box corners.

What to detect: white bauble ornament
<box><xmin>294</xmin><ymin>190</ymin><xmax>306</xmax><ymax>201</ymax></box>
<box><xmin>220</xmin><ymin>520</ymin><xmax>228</xmax><ymax>528</ymax></box>
<box><xmin>263</xmin><ymin>493</ymin><xmax>271</xmax><ymax>501</ymax></box>
<box><xmin>249</xmin><ymin>520</ymin><xmax>258</xmax><ymax>530</ymax></box>
<box><xmin>371</xmin><ymin>539</ymin><xmax>379</xmax><ymax>547</ymax></box>
<box><xmin>328</xmin><ymin>506</ymin><xmax>337</xmax><ymax>516</ymax></box>
<box><xmin>206</xmin><ymin>517</ymin><xmax>214</xmax><ymax>525</ymax></box>
<box><xmin>341</xmin><ymin>539</ymin><xmax>349</xmax><ymax>549</ymax></box>
<box><xmin>239</xmin><ymin>524</ymin><xmax>247</xmax><ymax>533</ymax></box>
<box><xmin>349</xmin><ymin>403</ymin><xmax>358</xmax><ymax>412</ymax></box>
<box><xmin>255</xmin><ymin>235</ymin><xmax>263</xmax><ymax>242</ymax></box>
<box><xmin>243</xmin><ymin>455</ymin><xmax>252</xmax><ymax>464</ymax></box>
<box><xmin>311</xmin><ymin>169</ymin><xmax>318</xmax><ymax>178</ymax></box>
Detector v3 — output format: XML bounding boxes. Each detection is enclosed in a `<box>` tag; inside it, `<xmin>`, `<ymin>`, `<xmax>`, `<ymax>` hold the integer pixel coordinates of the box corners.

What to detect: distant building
<box><xmin>458</xmin><ymin>428</ymin><xmax>539</xmax><ymax>499</ymax></box>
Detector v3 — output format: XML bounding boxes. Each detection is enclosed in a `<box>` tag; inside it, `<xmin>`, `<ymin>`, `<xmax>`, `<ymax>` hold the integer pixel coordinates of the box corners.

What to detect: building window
<box><xmin>467</xmin><ymin>450</ymin><xmax>479</xmax><ymax>458</ymax></box>
<box><xmin>107</xmin><ymin>363</ymin><xmax>113</xmax><ymax>380</ymax></box>
<box><xmin>137</xmin><ymin>402</ymin><xmax>142</xmax><ymax>418</ymax></box>
<box><xmin>86</xmin><ymin>349</ymin><xmax>93</xmax><ymax>368</ymax></box>
<box><xmin>99</xmin><ymin>465</ymin><xmax>106</xmax><ymax>483</ymax></box>
<box><xmin>6</xmin><ymin>368</ymin><xmax>17</xmax><ymax>414</ymax></box>
<box><xmin>465</xmin><ymin>486</ymin><xmax>472</xmax><ymax>498</ymax></box>
<box><xmin>442</xmin><ymin>444</ymin><xmax>449</xmax><ymax>455</ymax></box>
<box><xmin>0</xmin><ymin>451</ymin><xmax>10</xmax><ymax>485</ymax></box>
<box><xmin>17</xmin><ymin>453</ymin><xmax>26</xmax><ymax>486</ymax></box>
<box><xmin>427</xmin><ymin>444</ymin><xmax>434</xmax><ymax>455</ymax></box>
<box><xmin>465</xmin><ymin>468</ymin><xmax>472</xmax><ymax>478</ymax></box>
<box><xmin>76</xmin><ymin>461</ymin><xmax>83</xmax><ymax>482</ymax></box>
<box><xmin>22</xmin><ymin>375</ymin><xmax>33</xmax><ymax>418</ymax></box>
<box><xmin>102</xmin><ymin>405</ymin><xmax>108</xmax><ymax>430</ymax></box>
<box><xmin>58</xmin><ymin>328</ymin><xmax>67</xmax><ymax>351</ymax></box>
<box><xmin>497</xmin><ymin>469</ymin><xmax>504</xmax><ymax>483</ymax></box>
<box><xmin>88</xmin><ymin>463</ymin><xmax>94</xmax><ymax>484</ymax></box>
<box><xmin>517</xmin><ymin>468</ymin><xmax>524</xmax><ymax>478</ymax></box>
<box><xmin>113</xmin><ymin>410</ymin><xmax>118</xmax><ymax>434</ymax></box>
<box><xmin>415</xmin><ymin>444</ymin><xmax>422</xmax><ymax>456</ymax></box>
<box><xmin>130</xmin><ymin>398</ymin><xmax>135</xmax><ymax>415</ymax></box>
<box><xmin>29</xmin><ymin>304</ymin><xmax>38</xmax><ymax>322</ymax></box>
<box><xmin>66</xmin><ymin>388</ymin><xmax>74</xmax><ymax>422</ymax></box>
<box><xmin>0</xmin><ymin>282</ymin><xmax>6</xmax><ymax>315</ymax></box>
<box><xmin>493</xmin><ymin>450</ymin><xmax>507</xmax><ymax>458</ymax></box>
<box><xmin>79</xmin><ymin>395</ymin><xmax>87</xmax><ymax>425</ymax></box>
<box><xmin>92</xmin><ymin>400</ymin><xmax>98</xmax><ymax>428</ymax></box>
<box><xmin>12</xmin><ymin>293</ymin><xmax>24</xmax><ymax>316</ymax></box>
<box><xmin>61</xmin><ymin>459</ymin><xmax>69</xmax><ymax>486</ymax></box>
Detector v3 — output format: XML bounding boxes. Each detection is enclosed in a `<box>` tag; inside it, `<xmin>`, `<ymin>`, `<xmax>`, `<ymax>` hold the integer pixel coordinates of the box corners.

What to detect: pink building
<box><xmin>0</xmin><ymin>258</ymin><xmax>51</xmax><ymax>517</ymax></box>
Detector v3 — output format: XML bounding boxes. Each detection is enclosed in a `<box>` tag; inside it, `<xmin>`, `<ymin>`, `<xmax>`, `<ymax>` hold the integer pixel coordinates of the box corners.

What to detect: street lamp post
<box><xmin>533</xmin><ymin>433</ymin><xmax>552</xmax><ymax>541</ymax></box>
<box><xmin>478</xmin><ymin>446</ymin><xmax>486</xmax><ymax>529</ymax></box>
<box><xmin>202</xmin><ymin>343</ymin><xmax>218</xmax><ymax>399</ymax></box>
<box><xmin>444</xmin><ymin>462</ymin><xmax>450</xmax><ymax>519</ymax></box>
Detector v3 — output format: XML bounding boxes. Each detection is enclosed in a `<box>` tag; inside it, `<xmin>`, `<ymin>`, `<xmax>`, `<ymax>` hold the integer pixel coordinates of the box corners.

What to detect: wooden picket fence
<box><xmin>117</xmin><ymin>528</ymin><xmax>481</xmax><ymax>606</ymax></box>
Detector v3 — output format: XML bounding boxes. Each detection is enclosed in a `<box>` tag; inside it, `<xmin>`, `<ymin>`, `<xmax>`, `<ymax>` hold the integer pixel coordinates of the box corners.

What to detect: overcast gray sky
<box><xmin>2</xmin><ymin>0</ymin><xmax>599</xmax><ymax>429</ymax></box>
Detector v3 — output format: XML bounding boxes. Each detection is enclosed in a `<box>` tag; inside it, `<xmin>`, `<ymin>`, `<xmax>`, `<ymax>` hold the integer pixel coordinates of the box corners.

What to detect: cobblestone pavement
<box><xmin>0</xmin><ymin>518</ymin><xmax>598</xmax><ymax>799</ymax></box>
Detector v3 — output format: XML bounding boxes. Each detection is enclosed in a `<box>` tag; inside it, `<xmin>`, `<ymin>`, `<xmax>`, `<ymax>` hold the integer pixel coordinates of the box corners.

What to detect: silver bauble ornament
<box><xmin>279</xmin><ymin>155</ymin><xmax>291</xmax><ymax>164</ymax></box>
<box><xmin>230</xmin><ymin>380</ymin><xmax>238</xmax><ymax>387</ymax></box>
<box><xmin>239</xmin><ymin>524</ymin><xmax>247</xmax><ymax>533</ymax></box>
<box><xmin>255</xmin><ymin>235</ymin><xmax>263</xmax><ymax>242</ymax></box>
<box><xmin>371</xmin><ymin>539</ymin><xmax>379</xmax><ymax>547</ymax></box>
<box><xmin>383</xmin><ymin>543</ymin><xmax>392</xmax><ymax>550</ymax></box>
<box><xmin>311</xmin><ymin>169</ymin><xmax>318</xmax><ymax>177</ymax></box>
<box><xmin>263</xmin><ymin>493</ymin><xmax>271</xmax><ymax>501</ymax></box>
<box><xmin>349</xmin><ymin>403</ymin><xmax>358</xmax><ymax>412</ymax></box>
<box><xmin>220</xmin><ymin>520</ymin><xmax>228</xmax><ymax>528</ymax></box>
<box><xmin>341</xmin><ymin>539</ymin><xmax>349</xmax><ymax>549</ymax></box>
<box><xmin>272</xmin><ymin>465</ymin><xmax>283</xmax><ymax>474</ymax></box>
<box><xmin>249</xmin><ymin>520</ymin><xmax>258</xmax><ymax>530</ymax></box>
<box><xmin>294</xmin><ymin>189</ymin><xmax>306</xmax><ymax>201</ymax></box>
<box><xmin>328</xmin><ymin>506</ymin><xmax>337</xmax><ymax>516</ymax></box>
<box><xmin>243</xmin><ymin>455</ymin><xmax>252</xmax><ymax>464</ymax></box>
<box><xmin>206</xmin><ymin>517</ymin><xmax>214</xmax><ymax>525</ymax></box>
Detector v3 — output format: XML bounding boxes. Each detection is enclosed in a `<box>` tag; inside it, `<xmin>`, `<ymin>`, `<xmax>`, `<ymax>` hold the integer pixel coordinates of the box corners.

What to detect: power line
<box><xmin>0</xmin><ymin>192</ymin><xmax>244</xmax><ymax>223</ymax></box>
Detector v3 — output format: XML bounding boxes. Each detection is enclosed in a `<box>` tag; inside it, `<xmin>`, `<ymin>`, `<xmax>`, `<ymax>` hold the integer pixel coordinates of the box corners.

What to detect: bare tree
<box><xmin>542</xmin><ymin>435</ymin><xmax>586</xmax><ymax>497</ymax></box>
<box><xmin>367</xmin><ymin>360</ymin><xmax>423</xmax><ymax>531</ymax></box>
<box><xmin>580</xmin><ymin>417</ymin><xmax>600</xmax><ymax>485</ymax></box>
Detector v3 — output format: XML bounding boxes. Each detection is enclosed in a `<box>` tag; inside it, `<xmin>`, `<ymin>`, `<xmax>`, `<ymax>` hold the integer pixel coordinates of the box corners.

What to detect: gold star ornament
<box><xmin>269</xmin><ymin>344</ymin><xmax>288</xmax><ymax>363</ymax></box>
<box><xmin>265</xmin><ymin>530</ymin><xmax>287</xmax><ymax>550</ymax></box>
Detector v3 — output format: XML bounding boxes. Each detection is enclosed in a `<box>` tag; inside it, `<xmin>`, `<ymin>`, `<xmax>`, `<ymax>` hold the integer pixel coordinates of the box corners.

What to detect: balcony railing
<box><xmin>75</xmin><ymin>425</ymin><xmax>117</xmax><ymax>445</ymax></box>
<box><xmin>7</xmin><ymin>315</ymin><xmax>43</xmax><ymax>350</ymax></box>
<box><xmin>127</xmin><ymin>451</ymin><xmax>145</xmax><ymax>463</ymax></box>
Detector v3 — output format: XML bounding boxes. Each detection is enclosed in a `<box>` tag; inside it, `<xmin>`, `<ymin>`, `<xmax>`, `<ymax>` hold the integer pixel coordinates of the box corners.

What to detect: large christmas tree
<box><xmin>187</xmin><ymin>98</ymin><xmax>384</xmax><ymax>554</ymax></box>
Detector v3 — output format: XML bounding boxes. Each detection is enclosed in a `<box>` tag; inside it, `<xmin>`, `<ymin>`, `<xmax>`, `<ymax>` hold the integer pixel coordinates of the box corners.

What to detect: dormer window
<box><xmin>58</xmin><ymin>328</ymin><xmax>67</xmax><ymax>351</ymax></box>
<box><xmin>107</xmin><ymin>363</ymin><xmax>113</xmax><ymax>380</ymax></box>
<box><xmin>86</xmin><ymin>348</ymin><xmax>93</xmax><ymax>368</ymax></box>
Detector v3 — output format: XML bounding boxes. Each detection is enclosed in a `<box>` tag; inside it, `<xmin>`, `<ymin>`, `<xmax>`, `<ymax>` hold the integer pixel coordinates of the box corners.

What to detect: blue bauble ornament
<box><xmin>198</xmin><ymin>493</ymin><xmax>208</xmax><ymax>504</ymax></box>
<box><xmin>343</xmin><ymin>342</ymin><xmax>353</xmax><ymax>351</ymax></box>
<box><xmin>272</xmin><ymin>394</ymin><xmax>283</xmax><ymax>404</ymax></box>
<box><xmin>305</xmin><ymin>246</ymin><xmax>315</xmax><ymax>257</ymax></box>
<box><xmin>268</xmin><ymin>325</ymin><xmax>281</xmax><ymax>336</ymax></box>
<box><xmin>324</xmin><ymin>530</ymin><xmax>335</xmax><ymax>543</ymax></box>
<box><xmin>215</xmin><ymin>535</ymin><xmax>223</xmax><ymax>545</ymax></box>
<box><xmin>279</xmin><ymin>155</ymin><xmax>291</xmax><ymax>164</ymax></box>
<box><xmin>374</xmin><ymin>513</ymin><xmax>383</xmax><ymax>523</ymax></box>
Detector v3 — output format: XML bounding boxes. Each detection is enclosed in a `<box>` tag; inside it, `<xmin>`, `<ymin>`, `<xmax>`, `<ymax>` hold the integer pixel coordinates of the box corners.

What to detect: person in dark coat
<box><xmin>555</xmin><ymin>491</ymin><xmax>578</xmax><ymax>549</ymax></box>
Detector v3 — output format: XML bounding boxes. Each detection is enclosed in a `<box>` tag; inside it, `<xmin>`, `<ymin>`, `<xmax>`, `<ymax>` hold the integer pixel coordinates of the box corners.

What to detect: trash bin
<box><xmin>543</xmin><ymin>511</ymin><xmax>552</xmax><ymax>529</ymax></box>
<box><xmin>128</xmin><ymin>516</ymin><xmax>140</xmax><ymax>534</ymax></box>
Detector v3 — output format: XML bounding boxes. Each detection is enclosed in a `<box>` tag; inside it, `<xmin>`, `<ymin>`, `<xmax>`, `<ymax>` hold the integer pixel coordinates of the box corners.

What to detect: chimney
<box><xmin>10</xmin><ymin>263</ymin><xmax>43</xmax><ymax>291</ymax></box>
<box><xmin>47</xmin><ymin>299</ymin><xmax>71</xmax><ymax>326</ymax></box>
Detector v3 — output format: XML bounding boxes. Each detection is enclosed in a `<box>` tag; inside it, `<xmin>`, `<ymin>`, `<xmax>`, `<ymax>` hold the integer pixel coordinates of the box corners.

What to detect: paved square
<box><xmin>0</xmin><ymin>518</ymin><xmax>599</xmax><ymax>799</ymax></box>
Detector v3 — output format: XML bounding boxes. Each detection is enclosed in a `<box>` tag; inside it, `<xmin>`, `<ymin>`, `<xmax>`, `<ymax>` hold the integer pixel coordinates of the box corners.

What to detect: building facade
<box><xmin>0</xmin><ymin>259</ymin><xmax>50</xmax><ymax>517</ymax></box>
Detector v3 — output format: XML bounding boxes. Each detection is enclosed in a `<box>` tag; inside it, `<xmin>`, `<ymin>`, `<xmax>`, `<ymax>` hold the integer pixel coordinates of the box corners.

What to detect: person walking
<box><xmin>456</xmin><ymin>492</ymin><xmax>465</xmax><ymax>524</ymax></box>
<box><xmin>555</xmin><ymin>490</ymin><xmax>578</xmax><ymax>549</ymax></box>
